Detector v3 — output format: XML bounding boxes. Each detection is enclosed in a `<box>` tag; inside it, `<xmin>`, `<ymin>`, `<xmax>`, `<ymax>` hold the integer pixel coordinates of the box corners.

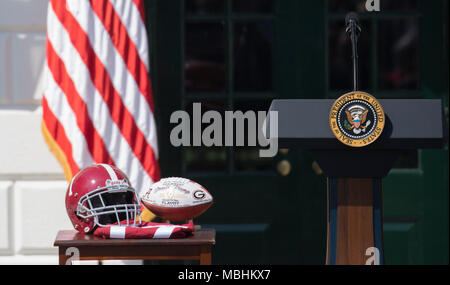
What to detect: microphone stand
<box><xmin>345</xmin><ymin>12</ymin><xmax>361</xmax><ymax>91</ymax></box>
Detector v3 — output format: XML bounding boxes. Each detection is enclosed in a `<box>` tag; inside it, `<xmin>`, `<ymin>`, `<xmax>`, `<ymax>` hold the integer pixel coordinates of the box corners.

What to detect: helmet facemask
<box><xmin>76</xmin><ymin>183</ymin><xmax>141</xmax><ymax>229</ymax></box>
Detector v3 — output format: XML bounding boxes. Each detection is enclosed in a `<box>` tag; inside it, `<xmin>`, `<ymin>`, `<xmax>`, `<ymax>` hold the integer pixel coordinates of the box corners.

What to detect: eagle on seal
<box><xmin>345</xmin><ymin>105</ymin><xmax>369</xmax><ymax>134</ymax></box>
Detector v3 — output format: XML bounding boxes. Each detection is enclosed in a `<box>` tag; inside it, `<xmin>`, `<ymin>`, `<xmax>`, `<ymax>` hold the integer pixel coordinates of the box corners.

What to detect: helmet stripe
<box><xmin>99</xmin><ymin>163</ymin><xmax>118</xmax><ymax>181</ymax></box>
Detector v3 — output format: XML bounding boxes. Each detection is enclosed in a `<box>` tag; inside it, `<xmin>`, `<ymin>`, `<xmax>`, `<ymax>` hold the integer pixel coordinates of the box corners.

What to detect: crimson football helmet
<box><xmin>65</xmin><ymin>164</ymin><xmax>141</xmax><ymax>233</ymax></box>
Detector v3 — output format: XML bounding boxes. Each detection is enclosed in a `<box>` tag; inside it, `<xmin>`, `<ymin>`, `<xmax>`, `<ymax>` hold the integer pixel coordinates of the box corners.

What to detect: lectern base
<box><xmin>326</xmin><ymin>178</ymin><xmax>384</xmax><ymax>265</ymax></box>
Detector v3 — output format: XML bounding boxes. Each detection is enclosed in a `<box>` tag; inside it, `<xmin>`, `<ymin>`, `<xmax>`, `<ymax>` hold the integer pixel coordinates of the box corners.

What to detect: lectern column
<box><xmin>326</xmin><ymin>178</ymin><xmax>384</xmax><ymax>265</ymax></box>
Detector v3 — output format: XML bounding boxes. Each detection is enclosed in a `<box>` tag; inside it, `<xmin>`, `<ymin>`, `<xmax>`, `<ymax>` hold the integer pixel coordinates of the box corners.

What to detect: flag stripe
<box><xmin>44</xmin><ymin>63</ymin><xmax>94</xmax><ymax>169</ymax></box>
<box><xmin>131</xmin><ymin>0</ymin><xmax>146</xmax><ymax>24</ymax></box>
<box><xmin>46</xmin><ymin>40</ymin><xmax>114</xmax><ymax>165</ymax></box>
<box><xmin>42</xmin><ymin>97</ymin><xmax>80</xmax><ymax>177</ymax></box>
<box><xmin>43</xmin><ymin>0</ymin><xmax>160</xmax><ymax>199</ymax></box>
<box><xmin>90</xmin><ymin>0</ymin><xmax>154</xmax><ymax>111</ymax></box>
<box><xmin>49</xmin><ymin>0</ymin><xmax>160</xmax><ymax>185</ymax></box>
<box><xmin>108</xmin><ymin>0</ymin><xmax>150</xmax><ymax>72</ymax></box>
<box><xmin>67</xmin><ymin>0</ymin><xmax>158</xmax><ymax>158</ymax></box>
<box><xmin>46</xmin><ymin>5</ymin><xmax>155</xmax><ymax>192</ymax></box>
<box><xmin>109</xmin><ymin>0</ymin><xmax>150</xmax><ymax>72</ymax></box>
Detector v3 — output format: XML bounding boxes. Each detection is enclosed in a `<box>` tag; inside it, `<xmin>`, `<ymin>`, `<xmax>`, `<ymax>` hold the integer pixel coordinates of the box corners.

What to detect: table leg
<box><xmin>200</xmin><ymin>245</ymin><xmax>211</xmax><ymax>265</ymax></box>
<box><xmin>58</xmin><ymin>247</ymin><xmax>70</xmax><ymax>265</ymax></box>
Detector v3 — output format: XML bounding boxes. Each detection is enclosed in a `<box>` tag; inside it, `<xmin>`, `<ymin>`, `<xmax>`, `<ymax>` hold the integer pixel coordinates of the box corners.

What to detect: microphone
<box><xmin>345</xmin><ymin>12</ymin><xmax>361</xmax><ymax>36</ymax></box>
<box><xmin>345</xmin><ymin>12</ymin><xmax>361</xmax><ymax>91</ymax></box>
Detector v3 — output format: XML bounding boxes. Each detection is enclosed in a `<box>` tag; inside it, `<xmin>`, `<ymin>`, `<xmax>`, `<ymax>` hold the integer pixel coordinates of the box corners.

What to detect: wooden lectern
<box><xmin>266</xmin><ymin>99</ymin><xmax>447</xmax><ymax>265</ymax></box>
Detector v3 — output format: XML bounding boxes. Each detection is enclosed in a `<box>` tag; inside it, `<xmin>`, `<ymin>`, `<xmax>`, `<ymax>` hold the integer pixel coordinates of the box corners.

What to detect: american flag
<box><xmin>42</xmin><ymin>0</ymin><xmax>160</xmax><ymax>201</ymax></box>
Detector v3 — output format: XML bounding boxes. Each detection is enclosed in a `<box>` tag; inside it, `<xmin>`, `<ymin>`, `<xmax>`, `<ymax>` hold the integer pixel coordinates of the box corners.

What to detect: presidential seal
<box><xmin>329</xmin><ymin>91</ymin><xmax>385</xmax><ymax>147</ymax></box>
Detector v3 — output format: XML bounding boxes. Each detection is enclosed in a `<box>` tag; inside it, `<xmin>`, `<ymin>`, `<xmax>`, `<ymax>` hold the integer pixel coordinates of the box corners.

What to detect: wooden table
<box><xmin>54</xmin><ymin>229</ymin><xmax>215</xmax><ymax>265</ymax></box>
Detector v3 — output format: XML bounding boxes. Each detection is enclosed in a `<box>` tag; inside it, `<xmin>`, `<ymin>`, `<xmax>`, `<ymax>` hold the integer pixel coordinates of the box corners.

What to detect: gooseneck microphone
<box><xmin>345</xmin><ymin>12</ymin><xmax>361</xmax><ymax>91</ymax></box>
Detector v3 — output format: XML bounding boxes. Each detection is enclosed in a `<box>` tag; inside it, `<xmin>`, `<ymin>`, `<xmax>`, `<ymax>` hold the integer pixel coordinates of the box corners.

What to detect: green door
<box><xmin>146</xmin><ymin>0</ymin><xmax>448</xmax><ymax>264</ymax></box>
<box><xmin>380</xmin><ymin>1</ymin><xmax>449</xmax><ymax>265</ymax></box>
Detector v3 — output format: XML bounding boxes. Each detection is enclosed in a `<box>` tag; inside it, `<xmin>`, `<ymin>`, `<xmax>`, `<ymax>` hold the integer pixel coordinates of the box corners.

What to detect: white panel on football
<box><xmin>14</xmin><ymin>181</ymin><xmax>72</xmax><ymax>254</ymax></box>
<box><xmin>0</xmin><ymin>33</ymin><xmax>11</xmax><ymax>105</ymax></box>
<box><xmin>0</xmin><ymin>110</ymin><xmax>64</xmax><ymax>177</ymax></box>
<box><xmin>0</xmin><ymin>182</ymin><xmax>13</xmax><ymax>254</ymax></box>
<box><xmin>11</xmin><ymin>32</ymin><xmax>46</xmax><ymax>106</ymax></box>
<box><xmin>0</xmin><ymin>0</ymin><xmax>48</xmax><ymax>29</ymax></box>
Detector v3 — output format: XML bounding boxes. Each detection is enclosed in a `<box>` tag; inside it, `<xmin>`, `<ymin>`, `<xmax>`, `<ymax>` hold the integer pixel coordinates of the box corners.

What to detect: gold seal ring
<box><xmin>329</xmin><ymin>91</ymin><xmax>385</xmax><ymax>147</ymax></box>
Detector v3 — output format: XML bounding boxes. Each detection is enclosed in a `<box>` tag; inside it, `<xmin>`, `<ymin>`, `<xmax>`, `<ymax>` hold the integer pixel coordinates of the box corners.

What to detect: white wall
<box><xmin>0</xmin><ymin>0</ymin><xmax>75</xmax><ymax>265</ymax></box>
<box><xmin>0</xmin><ymin>0</ymin><xmax>74</xmax><ymax>264</ymax></box>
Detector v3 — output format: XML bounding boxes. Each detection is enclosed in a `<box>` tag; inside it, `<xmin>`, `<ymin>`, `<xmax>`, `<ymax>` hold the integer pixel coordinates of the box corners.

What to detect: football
<box><xmin>141</xmin><ymin>177</ymin><xmax>213</xmax><ymax>221</ymax></box>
